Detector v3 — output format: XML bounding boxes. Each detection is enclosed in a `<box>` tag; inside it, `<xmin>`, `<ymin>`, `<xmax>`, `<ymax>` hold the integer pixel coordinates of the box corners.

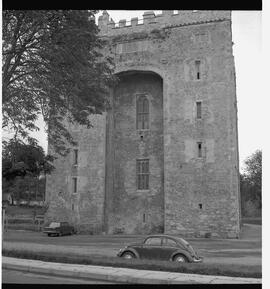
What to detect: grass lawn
<box><xmin>2</xmin><ymin>248</ymin><xmax>261</xmax><ymax>279</ymax></box>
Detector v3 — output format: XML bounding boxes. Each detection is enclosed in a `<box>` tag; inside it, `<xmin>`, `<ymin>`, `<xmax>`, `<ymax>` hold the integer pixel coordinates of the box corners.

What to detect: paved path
<box><xmin>2</xmin><ymin>257</ymin><xmax>262</xmax><ymax>284</ymax></box>
<box><xmin>2</xmin><ymin>269</ymin><xmax>114</xmax><ymax>284</ymax></box>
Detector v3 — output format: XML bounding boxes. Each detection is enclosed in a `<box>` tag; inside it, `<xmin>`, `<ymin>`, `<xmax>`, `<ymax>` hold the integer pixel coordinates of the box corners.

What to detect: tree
<box><xmin>2</xmin><ymin>139</ymin><xmax>54</xmax><ymax>180</ymax></box>
<box><xmin>2</xmin><ymin>139</ymin><xmax>54</xmax><ymax>201</ymax></box>
<box><xmin>240</xmin><ymin>150</ymin><xmax>262</xmax><ymax>216</ymax></box>
<box><xmin>2</xmin><ymin>10</ymin><xmax>116</xmax><ymax>155</ymax></box>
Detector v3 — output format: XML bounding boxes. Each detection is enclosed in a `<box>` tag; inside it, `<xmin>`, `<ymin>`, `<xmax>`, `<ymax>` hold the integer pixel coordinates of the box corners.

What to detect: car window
<box><xmin>163</xmin><ymin>238</ymin><xmax>177</xmax><ymax>247</ymax></box>
<box><xmin>144</xmin><ymin>237</ymin><xmax>162</xmax><ymax>246</ymax></box>
<box><xmin>179</xmin><ymin>238</ymin><xmax>189</xmax><ymax>245</ymax></box>
<box><xmin>61</xmin><ymin>222</ymin><xmax>68</xmax><ymax>226</ymax></box>
<box><xmin>174</xmin><ymin>237</ymin><xmax>191</xmax><ymax>250</ymax></box>
<box><xmin>49</xmin><ymin>222</ymin><xmax>60</xmax><ymax>228</ymax></box>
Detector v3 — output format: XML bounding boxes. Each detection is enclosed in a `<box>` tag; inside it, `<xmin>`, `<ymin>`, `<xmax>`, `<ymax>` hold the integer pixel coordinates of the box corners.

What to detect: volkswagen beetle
<box><xmin>117</xmin><ymin>234</ymin><xmax>203</xmax><ymax>263</ymax></box>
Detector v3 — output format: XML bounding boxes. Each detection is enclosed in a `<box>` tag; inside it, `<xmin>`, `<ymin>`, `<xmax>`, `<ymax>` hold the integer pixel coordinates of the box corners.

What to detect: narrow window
<box><xmin>72</xmin><ymin>177</ymin><xmax>77</xmax><ymax>193</ymax></box>
<box><xmin>73</xmin><ymin>149</ymin><xmax>78</xmax><ymax>165</ymax></box>
<box><xmin>71</xmin><ymin>203</ymin><xmax>74</xmax><ymax>211</ymax></box>
<box><xmin>137</xmin><ymin>95</ymin><xmax>149</xmax><ymax>130</ymax></box>
<box><xmin>196</xmin><ymin>101</ymin><xmax>202</xmax><ymax>119</ymax></box>
<box><xmin>143</xmin><ymin>213</ymin><xmax>146</xmax><ymax>223</ymax></box>
<box><xmin>195</xmin><ymin>60</ymin><xmax>201</xmax><ymax>80</ymax></box>
<box><xmin>197</xmin><ymin>142</ymin><xmax>202</xmax><ymax>158</ymax></box>
<box><xmin>137</xmin><ymin>159</ymin><xmax>149</xmax><ymax>190</ymax></box>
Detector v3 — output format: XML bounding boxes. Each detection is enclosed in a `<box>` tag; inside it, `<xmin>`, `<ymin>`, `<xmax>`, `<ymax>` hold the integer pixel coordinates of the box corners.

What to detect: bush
<box><xmin>242</xmin><ymin>200</ymin><xmax>261</xmax><ymax>217</ymax></box>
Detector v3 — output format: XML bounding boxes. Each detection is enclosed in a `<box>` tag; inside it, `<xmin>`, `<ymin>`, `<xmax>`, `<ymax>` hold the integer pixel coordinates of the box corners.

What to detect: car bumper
<box><xmin>192</xmin><ymin>257</ymin><xmax>203</xmax><ymax>263</ymax></box>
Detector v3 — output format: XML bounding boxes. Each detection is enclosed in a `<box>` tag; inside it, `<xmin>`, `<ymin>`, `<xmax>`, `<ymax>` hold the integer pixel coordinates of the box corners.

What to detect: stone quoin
<box><xmin>46</xmin><ymin>10</ymin><xmax>241</xmax><ymax>238</ymax></box>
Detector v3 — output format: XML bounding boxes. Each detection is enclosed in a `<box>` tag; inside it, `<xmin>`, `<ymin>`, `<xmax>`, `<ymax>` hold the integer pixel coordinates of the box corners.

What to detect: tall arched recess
<box><xmin>104</xmin><ymin>70</ymin><xmax>164</xmax><ymax>234</ymax></box>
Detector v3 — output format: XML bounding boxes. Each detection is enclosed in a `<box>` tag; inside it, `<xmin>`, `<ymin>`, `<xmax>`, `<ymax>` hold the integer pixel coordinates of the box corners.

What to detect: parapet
<box><xmin>98</xmin><ymin>10</ymin><xmax>231</xmax><ymax>36</ymax></box>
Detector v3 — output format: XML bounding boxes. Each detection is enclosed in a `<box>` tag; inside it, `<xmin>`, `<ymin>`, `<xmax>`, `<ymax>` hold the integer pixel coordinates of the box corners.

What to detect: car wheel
<box><xmin>122</xmin><ymin>252</ymin><xmax>136</xmax><ymax>259</ymax></box>
<box><xmin>173</xmin><ymin>254</ymin><xmax>188</xmax><ymax>263</ymax></box>
<box><xmin>48</xmin><ymin>233</ymin><xmax>51</xmax><ymax>237</ymax></box>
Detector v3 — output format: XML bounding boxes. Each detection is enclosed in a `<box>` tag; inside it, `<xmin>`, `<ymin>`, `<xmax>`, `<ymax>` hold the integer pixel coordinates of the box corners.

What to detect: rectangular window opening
<box><xmin>196</xmin><ymin>101</ymin><xmax>202</xmax><ymax>119</ymax></box>
<box><xmin>73</xmin><ymin>149</ymin><xmax>78</xmax><ymax>165</ymax></box>
<box><xmin>137</xmin><ymin>159</ymin><xmax>149</xmax><ymax>190</ymax></box>
<box><xmin>72</xmin><ymin>177</ymin><xmax>77</xmax><ymax>193</ymax></box>
<box><xmin>197</xmin><ymin>142</ymin><xmax>202</xmax><ymax>158</ymax></box>
<box><xmin>143</xmin><ymin>213</ymin><xmax>146</xmax><ymax>223</ymax></box>
<box><xmin>195</xmin><ymin>60</ymin><xmax>201</xmax><ymax>80</ymax></box>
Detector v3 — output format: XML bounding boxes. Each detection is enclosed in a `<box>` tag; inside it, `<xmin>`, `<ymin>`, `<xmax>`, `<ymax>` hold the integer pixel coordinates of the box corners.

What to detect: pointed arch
<box><xmin>136</xmin><ymin>94</ymin><xmax>149</xmax><ymax>130</ymax></box>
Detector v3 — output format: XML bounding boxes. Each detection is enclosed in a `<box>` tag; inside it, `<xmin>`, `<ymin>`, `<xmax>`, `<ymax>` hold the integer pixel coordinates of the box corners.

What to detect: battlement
<box><xmin>98</xmin><ymin>10</ymin><xmax>231</xmax><ymax>36</ymax></box>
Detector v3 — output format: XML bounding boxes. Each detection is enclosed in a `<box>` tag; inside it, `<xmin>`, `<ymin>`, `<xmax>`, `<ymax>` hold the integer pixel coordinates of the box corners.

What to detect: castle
<box><xmin>45</xmin><ymin>10</ymin><xmax>241</xmax><ymax>238</ymax></box>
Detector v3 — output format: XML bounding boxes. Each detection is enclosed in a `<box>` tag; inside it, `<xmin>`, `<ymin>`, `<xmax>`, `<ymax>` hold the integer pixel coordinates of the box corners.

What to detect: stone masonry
<box><xmin>46</xmin><ymin>10</ymin><xmax>241</xmax><ymax>238</ymax></box>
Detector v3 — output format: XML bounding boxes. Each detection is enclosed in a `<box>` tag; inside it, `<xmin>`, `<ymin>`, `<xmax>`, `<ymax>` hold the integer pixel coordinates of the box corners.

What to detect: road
<box><xmin>2</xmin><ymin>269</ymin><xmax>114</xmax><ymax>284</ymax></box>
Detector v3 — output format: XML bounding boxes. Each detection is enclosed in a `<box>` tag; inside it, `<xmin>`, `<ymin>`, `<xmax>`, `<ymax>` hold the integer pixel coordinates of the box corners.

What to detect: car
<box><xmin>29</xmin><ymin>201</ymin><xmax>40</xmax><ymax>207</ymax></box>
<box><xmin>43</xmin><ymin>221</ymin><xmax>76</xmax><ymax>237</ymax></box>
<box><xmin>117</xmin><ymin>234</ymin><xmax>203</xmax><ymax>263</ymax></box>
<box><xmin>19</xmin><ymin>200</ymin><xmax>28</xmax><ymax>206</ymax></box>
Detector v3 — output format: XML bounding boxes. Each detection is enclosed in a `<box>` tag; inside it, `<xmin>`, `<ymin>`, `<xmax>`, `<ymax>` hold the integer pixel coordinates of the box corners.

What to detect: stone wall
<box><xmin>45</xmin><ymin>115</ymin><xmax>106</xmax><ymax>233</ymax></box>
<box><xmin>105</xmin><ymin>73</ymin><xmax>164</xmax><ymax>234</ymax></box>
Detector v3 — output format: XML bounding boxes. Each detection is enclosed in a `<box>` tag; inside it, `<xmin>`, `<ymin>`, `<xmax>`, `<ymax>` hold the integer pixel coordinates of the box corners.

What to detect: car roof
<box><xmin>145</xmin><ymin>234</ymin><xmax>180</xmax><ymax>238</ymax></box>
<box><xmin>144</xmin><ymin>234</ymin><xmax>188</xmax><ymax>243</ymax></box>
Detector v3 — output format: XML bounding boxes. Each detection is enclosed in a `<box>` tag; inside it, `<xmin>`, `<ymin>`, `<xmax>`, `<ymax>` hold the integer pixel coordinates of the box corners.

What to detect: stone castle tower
<box><xmin>46</xmin><ymin>10</ymin><xmax>241</xmax><ymax>238</ymax></box>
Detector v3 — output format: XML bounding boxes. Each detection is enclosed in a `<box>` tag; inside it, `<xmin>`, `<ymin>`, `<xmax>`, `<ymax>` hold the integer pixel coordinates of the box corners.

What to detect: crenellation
<box><xmin>119</xmin><ymin>19</ymin><xmax>126</xmax><ymax>27</ymax></box>
<box><xmin>98</xmin><ymin>10</ymin><xmax>231</xmax><ymax>36</ymax></box>
<box><xmin>131</xmin><ymin>17</ymin><xmax>138</xmax><ymax>27</ymax></box>
<box><xmin>162</xmin><ymin>10</ymin><xmax>174</xmax><ymax>17</ymax></box>
<box><xmin>143</xmin><ymin>11</ymin><xmax>156</xmax><ymax>25</ymax></box>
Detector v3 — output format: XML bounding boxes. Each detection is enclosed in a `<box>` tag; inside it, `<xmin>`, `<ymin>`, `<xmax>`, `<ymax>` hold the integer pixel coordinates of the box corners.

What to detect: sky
<box><xmin>3</xmin><ymin>10</ymin><xmax>262</xmax><ymax>172</ymax></box>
